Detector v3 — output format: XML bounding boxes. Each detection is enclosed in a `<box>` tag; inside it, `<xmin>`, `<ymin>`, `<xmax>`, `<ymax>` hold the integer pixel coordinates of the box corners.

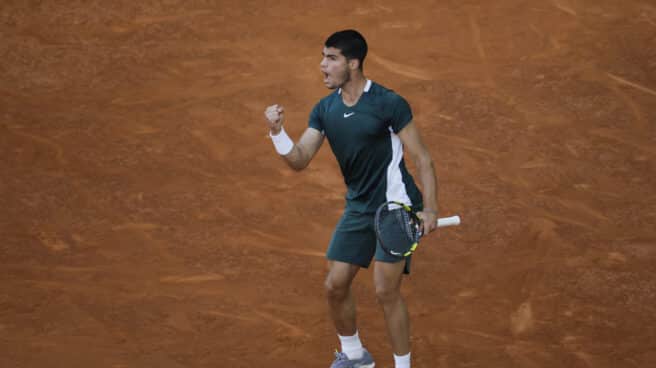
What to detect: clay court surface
<box><xmin>2</xmin><ymin>1</ymin><xmax>656</xmax><ymax>367</ymax></box>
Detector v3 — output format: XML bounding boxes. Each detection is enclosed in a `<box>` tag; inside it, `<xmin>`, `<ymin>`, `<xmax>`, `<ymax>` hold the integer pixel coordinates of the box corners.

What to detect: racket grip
<box><xmin>436</xmin><ymin>215</ymin><xmax>461</xmax><ymax>227</ymax></box>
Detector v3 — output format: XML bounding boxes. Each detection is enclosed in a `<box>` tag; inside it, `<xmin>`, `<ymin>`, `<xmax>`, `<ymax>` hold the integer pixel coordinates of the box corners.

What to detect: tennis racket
<box><xmin>374</xmin><ymin>201</ymin><xmax>461</xmax><ymax>258</ymax></box>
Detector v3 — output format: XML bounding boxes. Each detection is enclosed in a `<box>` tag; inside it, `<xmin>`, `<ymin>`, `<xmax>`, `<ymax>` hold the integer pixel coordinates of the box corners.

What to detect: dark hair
<box><xmin>325</xmin><ymin>29</ymin><xmax>368</xmax><ymax>70</ymax></box>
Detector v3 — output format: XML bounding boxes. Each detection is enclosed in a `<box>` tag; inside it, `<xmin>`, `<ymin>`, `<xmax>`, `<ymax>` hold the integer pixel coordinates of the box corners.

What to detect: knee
<box><xmin>375</xmin><ymin>284</ymin><xmax>400</xmax><ymax>306</ymax></box>
<box><xmin>324</xmin><ymin>277</ymin><xmax>349</xmax><ymax>301</ymax></box>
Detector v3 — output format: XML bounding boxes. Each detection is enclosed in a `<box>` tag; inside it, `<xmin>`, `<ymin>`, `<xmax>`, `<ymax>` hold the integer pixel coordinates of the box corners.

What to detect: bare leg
<box><xmin>324</xmin><ymin>260</ymin><xmax>361</xmax><ymax>335</ymax></box>
<box><xmin>374</xmin><ymin>260</ymin><xmax>409</xmax><ymax>355</ymax></box>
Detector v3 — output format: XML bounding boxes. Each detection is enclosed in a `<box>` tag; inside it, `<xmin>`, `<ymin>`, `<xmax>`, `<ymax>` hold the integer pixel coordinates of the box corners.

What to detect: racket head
<box><xmin>374</xmin><ymin>201</ymin><xmax>422</xmax><ymax>258</ymax></box>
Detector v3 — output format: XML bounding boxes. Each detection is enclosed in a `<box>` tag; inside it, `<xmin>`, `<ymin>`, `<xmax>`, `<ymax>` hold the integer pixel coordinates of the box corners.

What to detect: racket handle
<box><xmin>436</xmin><ymin>215</ymin><xmax>461</xmax><ymax>227</ymax></box>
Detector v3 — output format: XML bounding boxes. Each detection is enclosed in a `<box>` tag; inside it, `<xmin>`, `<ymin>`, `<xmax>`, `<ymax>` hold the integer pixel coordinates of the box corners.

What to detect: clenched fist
<box><xmin>264</xmin><ymin>104</ymin><xmax>284</xmax><ymax>135</ymax></box>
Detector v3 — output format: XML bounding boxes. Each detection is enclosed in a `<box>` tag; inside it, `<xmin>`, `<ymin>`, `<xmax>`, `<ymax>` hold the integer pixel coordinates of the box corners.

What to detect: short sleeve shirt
<box><xmin>309</xmin><ymin>80</ymin><xmax>423</xmax><ymax>213</ymax></box>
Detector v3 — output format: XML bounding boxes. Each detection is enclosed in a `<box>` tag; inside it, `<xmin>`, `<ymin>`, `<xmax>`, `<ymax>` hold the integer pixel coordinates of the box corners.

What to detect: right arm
<box><xmin>264</xmin><ymin>104</ymin><xmax>324</xmax><ymax>171</ymax></box>
<box><xmin>277</xmin><ymin>128</ymin><xmax>324</xmax><ymax>171</ymax></box>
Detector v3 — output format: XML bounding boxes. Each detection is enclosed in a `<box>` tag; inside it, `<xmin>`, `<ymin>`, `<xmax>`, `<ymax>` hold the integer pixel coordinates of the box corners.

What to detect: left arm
<box><xmin>397</xmin><ymin>121</ymin><xmax>439</xmax><ymax>233</ymax></box>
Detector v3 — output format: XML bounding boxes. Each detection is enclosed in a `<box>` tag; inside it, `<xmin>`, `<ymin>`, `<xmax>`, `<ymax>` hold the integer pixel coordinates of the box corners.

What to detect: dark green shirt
<box><xmin>309</xmin><ymin>80</ymin><xmax>423</xmax><ymax>213</ymax></box>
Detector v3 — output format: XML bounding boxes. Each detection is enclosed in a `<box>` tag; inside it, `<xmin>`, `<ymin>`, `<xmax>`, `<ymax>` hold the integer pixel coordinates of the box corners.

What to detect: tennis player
<box><xmin>264</xmin><ymin>29</ymin><xmax>439</xmax><ymax>368</ymax></box>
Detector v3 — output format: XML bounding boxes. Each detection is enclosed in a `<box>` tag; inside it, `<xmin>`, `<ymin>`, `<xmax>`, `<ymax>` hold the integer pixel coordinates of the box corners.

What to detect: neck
<box><xmin>340</xmin><ymin>72</ymin><xmax>367</xmax><ymax>105</ymax></box>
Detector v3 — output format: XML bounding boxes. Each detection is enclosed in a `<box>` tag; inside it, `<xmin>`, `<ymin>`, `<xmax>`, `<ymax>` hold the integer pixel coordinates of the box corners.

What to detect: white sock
<box><xmin>394</xmin><ymin>352</ymin><xmax>411</xmax><ymax>368</ymax></box>
<box><xmin>338</xmin><ymin>331</ymin><xmax>364</xmax><ymax>359</ymax></box>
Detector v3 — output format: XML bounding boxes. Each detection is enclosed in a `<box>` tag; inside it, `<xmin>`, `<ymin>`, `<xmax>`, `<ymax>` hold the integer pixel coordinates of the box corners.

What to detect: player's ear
<box><xmin>348</xmin><ymin>58</ymin><xmax>359</xmax><ymax>70</ymax></box>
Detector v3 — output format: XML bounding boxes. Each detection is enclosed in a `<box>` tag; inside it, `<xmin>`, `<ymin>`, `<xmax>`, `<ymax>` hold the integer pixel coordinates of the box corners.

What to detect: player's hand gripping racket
<box><xmin>374</xmin><ymin>201</ymin><xmax>461</xmax><ymax>258</ymax></box>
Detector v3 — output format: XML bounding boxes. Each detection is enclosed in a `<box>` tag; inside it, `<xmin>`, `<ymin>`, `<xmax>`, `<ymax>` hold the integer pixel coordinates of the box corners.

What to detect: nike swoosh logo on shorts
<box><xmin>344</xmin><ymin>112</ymin><xmax>355</xmax><ymax>118</ymax></box>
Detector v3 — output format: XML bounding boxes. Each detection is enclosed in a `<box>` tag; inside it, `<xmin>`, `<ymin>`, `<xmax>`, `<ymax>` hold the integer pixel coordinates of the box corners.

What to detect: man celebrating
<box><xmin>264</xmin><ymin>29</ymin><xmax>439</xmax><ymax>368</ymax></box>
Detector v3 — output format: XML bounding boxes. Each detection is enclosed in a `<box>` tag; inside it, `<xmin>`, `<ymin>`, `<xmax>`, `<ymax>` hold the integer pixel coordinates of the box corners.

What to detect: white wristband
<box><xmin>270</xmin><ymin>127</ymin><xmax>294</xmax><ymax>155</ymax></box>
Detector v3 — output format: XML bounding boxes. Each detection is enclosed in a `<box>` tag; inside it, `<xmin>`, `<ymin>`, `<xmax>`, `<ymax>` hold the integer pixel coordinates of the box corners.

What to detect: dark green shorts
<box><xmin>326</xmin><ymin>210</ymin><xmax>411</xmax><ymax>274</ymax></box>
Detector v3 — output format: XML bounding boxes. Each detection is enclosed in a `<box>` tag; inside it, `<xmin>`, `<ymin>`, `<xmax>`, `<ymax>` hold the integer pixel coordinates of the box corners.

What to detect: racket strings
<box><xmin>395</xmin><ymin>209</ymin><xmax>414</xmax><ymax>240</ymax></box>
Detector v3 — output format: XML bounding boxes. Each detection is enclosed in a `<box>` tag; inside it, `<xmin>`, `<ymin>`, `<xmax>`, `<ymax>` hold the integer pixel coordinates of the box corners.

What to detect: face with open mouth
<box><xmin>320</xmin><ymin>46</ymin><xmax>351</xmax><ymax>89</ymax></box>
